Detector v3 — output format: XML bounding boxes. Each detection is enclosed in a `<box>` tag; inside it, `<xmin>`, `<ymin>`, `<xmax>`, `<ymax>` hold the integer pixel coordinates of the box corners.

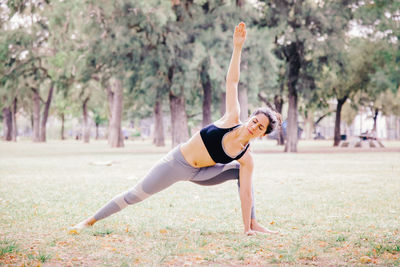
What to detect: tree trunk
<box><xmin>60</xmin><ymin>113</ymin><xmax>65</xmax><ymax>140</ymax></box>
<box><xmin>83</xmin><ymin>97</ymin><xmax>90</xmax><ymax>143</ymax></box>
<box><xmin>40</xmin><ymin>84</ymin><xmax>54</xmax><ymax>142</ymax></box>
<box><xmin>106</xmin><ymin>85</ymin><xmax>113</xmax><ymax>121</ymax></box>
<box><xmin>2</xmin><ymin>107</ymin><xmax>12</xmax><ymax>141</ymax></box>
<box><xmin>95</xmin><ymin>123</ymin><xmax>99</xmax><ymax>140</ymax></box>
<box><xmin>30</xmin><ymin>114</ymin><xmax>34</xmax><ymax>131</ymax></box>
<box><xmin>220</xmin><ymin>92</ymin><xmax>226</xmax><ymax>117</ymax></box>
<box><xmin>236</xmin><ymin>0</ymin><xmax>245</xmax><ymax>6</ymax></box>
<box><xmin>333</xmin><ymin>96</ymin><xmax>348</xmax><ymax>147</ymax></box>
<box><xmin>304</xmin><ymin>111</ymin><xmax>314</xmax><ymax>140</ymax></box>
<box><xmin>11</xmin><ymin>97</ymin><xmax>17</xmax><ymax>141</ymax></box>
<box><xmin>105</xmin><ymin>84</ymin><xmax>114</xmax><ymax>140</ymax></box>
<box><xmin>153</xmin><ymin>96</ymin><xmax>165</xmax><ymax>147</ymax></box>
<box><xmin>274</xmin><ymin>94</ymin><xmax>284</xmax><ymax>145</ymax></box>
<box><xmin>32</xmin><ymin>88</ymin><xmax>41</xmax><ymax>142</ymax></box>
<box><xmin>108</xmin><ymin>78</ymin><xmax>124</xmax><ymax>148</ymax></box>
<box><xmin>169</xmin><ymin>89</ymin><xmax>189</xmax><ymax>148</ymax></box>
<box><xmin>372</xmin><ymin>108</ymin><xmax>379</xmax><ymax>133</ymax></box>
<box><xmin>284</xmin><ymin>43</ymin><xmax>302</xmax><ymax>153</ymax></box>
<box><xmin>201</xmin><ymin>59</ymin><xmax>212</xmax><ymax>127</ymax></box>
<box><xmin>285</xmin><ymin>89</ymin><xmax>298</xmax><ymax>152</ymax></box>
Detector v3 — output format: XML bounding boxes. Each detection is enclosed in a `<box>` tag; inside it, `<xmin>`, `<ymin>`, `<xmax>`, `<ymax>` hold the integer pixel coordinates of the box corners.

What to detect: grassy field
<box><xmin>0</xmin><ymin>140</ymin><xmax>399</xmax><ymax>266</ymax></box>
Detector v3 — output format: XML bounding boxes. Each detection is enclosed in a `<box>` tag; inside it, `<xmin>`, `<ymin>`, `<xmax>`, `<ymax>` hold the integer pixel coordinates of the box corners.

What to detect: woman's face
<box><xmin>245</xmin><ymin>113</ymin><xmax>269</xmax><ymax>138</ymax></box>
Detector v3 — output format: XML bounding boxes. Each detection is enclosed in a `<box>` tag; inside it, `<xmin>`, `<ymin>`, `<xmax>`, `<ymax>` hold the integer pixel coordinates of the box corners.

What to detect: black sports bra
<box><xmin>200</xmin><ymin>124</ymin><xmax>250</xmax><ymax>164</ymax></box>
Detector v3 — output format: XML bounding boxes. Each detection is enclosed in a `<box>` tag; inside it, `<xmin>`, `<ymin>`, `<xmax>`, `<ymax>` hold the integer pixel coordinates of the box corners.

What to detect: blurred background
<box><xmin>1</xmin><ymin>0</ymin><xmax>399</xmax><ymax>151</ymax></box>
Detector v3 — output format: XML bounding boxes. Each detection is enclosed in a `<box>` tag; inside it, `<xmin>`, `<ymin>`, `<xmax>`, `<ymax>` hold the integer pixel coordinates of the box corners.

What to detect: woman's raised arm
<box><xmin>224</xmin><ymin>22</ymin><xmax>247</xmax><ymax>120</ymax></box>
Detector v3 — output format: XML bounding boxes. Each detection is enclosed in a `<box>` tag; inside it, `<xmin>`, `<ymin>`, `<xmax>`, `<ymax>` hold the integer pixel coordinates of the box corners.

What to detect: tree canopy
<box><xmin>1</xmin><ymin>0</ymin><xmax>398</xmax><ymax>149</ymax></box>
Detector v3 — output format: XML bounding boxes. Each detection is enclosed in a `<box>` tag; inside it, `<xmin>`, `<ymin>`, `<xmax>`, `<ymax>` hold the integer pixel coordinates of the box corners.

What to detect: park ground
<box><xmin>0</xmin><ymin>140</ymin><xmax>399</xmax><ymax>266</ymax></box>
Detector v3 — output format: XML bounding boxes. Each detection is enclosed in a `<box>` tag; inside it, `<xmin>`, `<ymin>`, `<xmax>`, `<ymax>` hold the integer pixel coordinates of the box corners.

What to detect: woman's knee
<box><xmin>123</xmin><ymin>182</ymin><xmax>152</xmax><ymax>205</ymax></box>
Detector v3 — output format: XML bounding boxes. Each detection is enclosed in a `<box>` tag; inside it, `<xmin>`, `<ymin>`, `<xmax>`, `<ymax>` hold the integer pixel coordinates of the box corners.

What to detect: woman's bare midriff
<box><xmin>180</xmin><ymin>131</ymin><xmax>216</xmax><ymax>168</ymax></box>
<box><xmin>180</xmin><ymin>118</ymin><xmax>245</xmax><ymax>168</ymax></box>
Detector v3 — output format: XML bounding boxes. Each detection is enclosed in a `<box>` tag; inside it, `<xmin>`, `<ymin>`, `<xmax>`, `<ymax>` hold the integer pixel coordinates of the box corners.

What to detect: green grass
<box><xmin>0</xmin><ymin>239</ymin><xmax>18</xmax><ymax>257</ymax></box>
<box><xmin>0</xmin><ymin>139</ymin><xmax>399</xmax><ymax>266</ymax></box>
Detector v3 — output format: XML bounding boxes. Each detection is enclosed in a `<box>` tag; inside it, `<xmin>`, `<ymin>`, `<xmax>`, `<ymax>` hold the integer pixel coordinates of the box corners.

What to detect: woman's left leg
<box><xmin>190</xmin><ymin>162</ymin><xmax>256</xmax><ymax>219</ymax></box>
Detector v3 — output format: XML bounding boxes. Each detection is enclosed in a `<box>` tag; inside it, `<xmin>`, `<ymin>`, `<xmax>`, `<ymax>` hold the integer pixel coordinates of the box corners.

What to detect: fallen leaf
<box><xmin>68</xmin><ymin>229</ymin><xmax>78</xmax><ymax>235</ymax></box>
<box><xmin>360</xmin><ymin>256</ymin><xmax>372</xmax><ymax>264</ymax></box>
<box><xmin>195</xmin><ymin>255</ymin><xmax>203</xmax><ymax>261</ymax></box>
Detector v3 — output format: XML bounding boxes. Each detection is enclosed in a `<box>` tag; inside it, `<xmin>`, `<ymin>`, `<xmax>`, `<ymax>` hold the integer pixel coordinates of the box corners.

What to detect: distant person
<box><xmin>71</xmin><ymin>22</ymin><xmax>282</xmax><ymax>236</ymax></box>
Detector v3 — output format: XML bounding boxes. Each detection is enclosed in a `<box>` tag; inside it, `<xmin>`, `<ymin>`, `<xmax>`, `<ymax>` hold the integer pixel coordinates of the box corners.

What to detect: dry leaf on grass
<box><xmin>360</xmin><ymin>256</ymin><xmax>372</xmax><ymax>264</ymax></box>
<box><xmin>68</xmin><ymin>229</ymin><xmax>78</xmax><ymax>235</ymax></box>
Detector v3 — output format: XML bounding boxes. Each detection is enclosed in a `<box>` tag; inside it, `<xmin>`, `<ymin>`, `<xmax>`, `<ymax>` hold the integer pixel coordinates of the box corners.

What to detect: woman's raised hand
<box><xmin>233</xmin><ymin>22</ymin><xmax>247</xmax><ymax>47</ymax></box>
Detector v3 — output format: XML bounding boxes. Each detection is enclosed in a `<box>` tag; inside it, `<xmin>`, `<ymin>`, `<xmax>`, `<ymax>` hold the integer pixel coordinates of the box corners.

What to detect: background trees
<box><xmin>262</xmin><ymin>0</ymin><xmax>355</xmax><ymax>151</ymax></box>
<box><xmin>1</xmin><ymin>0</ymin><xmax>398</xmax><ymax>148</ymax></box>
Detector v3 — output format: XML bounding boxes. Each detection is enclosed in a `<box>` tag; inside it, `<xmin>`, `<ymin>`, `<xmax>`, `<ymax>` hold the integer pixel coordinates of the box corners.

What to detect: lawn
<box><xmin>1</xmin><ymin>140</ymin><xmax>399</xmax><ymax>266</ymax></box>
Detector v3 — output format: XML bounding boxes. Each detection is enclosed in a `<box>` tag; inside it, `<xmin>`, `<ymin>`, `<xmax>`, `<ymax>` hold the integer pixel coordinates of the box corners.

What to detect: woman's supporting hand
<box><xmin>233</xmin><ymin>22</ymin><xmax>247</xmax><ymax>48</ymax></box>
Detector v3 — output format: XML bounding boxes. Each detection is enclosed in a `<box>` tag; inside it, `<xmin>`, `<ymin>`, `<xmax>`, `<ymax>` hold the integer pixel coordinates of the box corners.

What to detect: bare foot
<box><xmin>251</xmin><ymin>221</ymin><xmax>278</xmax><ymax>234</ymax></box>
<box><xmin>68</xmin><ymin>218</ymin><xmax>95</xmax><ymax>234</ymax></box>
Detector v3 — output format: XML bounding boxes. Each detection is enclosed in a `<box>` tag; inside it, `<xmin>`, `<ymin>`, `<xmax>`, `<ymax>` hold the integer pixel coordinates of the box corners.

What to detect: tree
<box><xmin>52</xmin><ymin>88</ymin><xmax>70</xmax><ymax>140</ymax></box>
<box><xmin>46</xmin><ymin>0</ymin><xmax>85</xmax><ymax>140</ymax></box>
<box><xmin>0</xmin><ymin>6</ymin><xmax>34</xmax><ymax>141</ymax></box>
<box><xmin>78</xmin><ymin>0</ymin><xmax>155</xmax><ymax>147</ymax></box>
<box><xmin>352</xmin><ymin>0</ymin><xmax>400</xmax><ymax>138</ymax></box>
<box><xmin>262</xmin><ymin>0</ymin><xmax>354</xmax><ymax>152</ymax></box>
<box><xmin>315</xmin><ymin>38</ymin><xmax>382</xmax><ymax>146</ymax></box>
<box><xmin>2</xmin><ymin>0</ymin><xmax>58</xmax><ymax>142</ymax></box>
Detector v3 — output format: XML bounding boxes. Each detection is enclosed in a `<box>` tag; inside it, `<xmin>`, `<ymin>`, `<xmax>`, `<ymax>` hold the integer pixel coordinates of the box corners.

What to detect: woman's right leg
<box><xmin>71</xmin><ymin>146</ymin><xmax>197</xmax><ymax>230</ymax></box>
<box><xmin>190</xmin><ymin>163</ymin><xmax>278</xmax><ymax>234</ymax></box>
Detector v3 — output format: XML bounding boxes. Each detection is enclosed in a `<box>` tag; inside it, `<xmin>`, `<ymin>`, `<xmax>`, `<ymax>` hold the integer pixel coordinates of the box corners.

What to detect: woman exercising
<box><xmin>71</xmin><ymin>22</ymin><xmax>281</xmax><ymax>236</ymax></box>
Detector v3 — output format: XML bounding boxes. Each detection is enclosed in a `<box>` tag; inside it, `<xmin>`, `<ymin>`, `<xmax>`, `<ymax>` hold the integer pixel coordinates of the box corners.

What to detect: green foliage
<box><xmin>1</xmin><ymin>0</ymin><xmax>399</xmax><ymax>140</ymax></box>
<box><xmin>0</xmin><ymin>239</ymin><xmax>18</xmax><ymax>257</ymax></box>
<box><xmin>92</xmin><ymin>107</ymin><xmax>108</xmax><ymax>126</ymax></box>
<box><xmin>350</xmin><ymin>0</ymin><xmax>400</xmax><ymax>115</ymax></box>
<box><xmin>336</xmin><ymin>235</ymin><xmax>347</xmax><ymax>242</ymax></box>
<box><xmin>37</xmin><ymin>251</ymin><xmax>52</xmax><ymax>263</ymax></box>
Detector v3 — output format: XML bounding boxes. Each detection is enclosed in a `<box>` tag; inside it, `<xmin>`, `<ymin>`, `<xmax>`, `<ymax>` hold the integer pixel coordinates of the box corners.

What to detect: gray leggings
<box><xmin>93</xmin><ymin>145</ymin><xmax>255</xmax><ymax>221</ymax></box>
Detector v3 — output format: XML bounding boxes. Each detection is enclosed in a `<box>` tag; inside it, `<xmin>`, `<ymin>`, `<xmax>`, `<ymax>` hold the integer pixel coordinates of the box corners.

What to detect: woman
<box><xmin>71</xmin><ymin>22</ymin><xmax>281</xmax><ymax>236</ymax></box>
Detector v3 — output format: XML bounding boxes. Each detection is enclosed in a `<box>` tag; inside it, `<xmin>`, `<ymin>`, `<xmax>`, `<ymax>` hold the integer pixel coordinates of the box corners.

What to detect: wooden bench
<box><xmin>340</xmin><ymin>134</ymin><xmax>384</xmax><ymax>148</ymax></box>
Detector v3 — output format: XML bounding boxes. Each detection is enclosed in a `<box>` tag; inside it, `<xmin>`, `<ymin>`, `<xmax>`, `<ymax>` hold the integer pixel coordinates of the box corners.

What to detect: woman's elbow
<box><xmin>241</xmin><ymin>160</ymin><xmax>254</xmax><ymax>171</ymax></box>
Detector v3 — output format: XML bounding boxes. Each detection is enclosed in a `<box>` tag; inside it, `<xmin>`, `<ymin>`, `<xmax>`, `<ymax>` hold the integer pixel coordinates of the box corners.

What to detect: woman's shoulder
<box><xmin>214</xmin><ymin>114</ymin><xmax>241</xmax><ymax>128</ymax></box>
